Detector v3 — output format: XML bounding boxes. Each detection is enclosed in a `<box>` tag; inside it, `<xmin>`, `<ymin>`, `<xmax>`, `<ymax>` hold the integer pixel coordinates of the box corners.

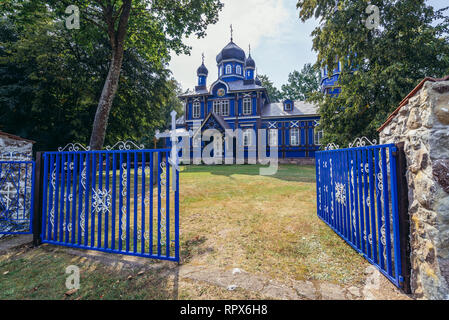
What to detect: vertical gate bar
<box><xmin>90</xmin><ymin>153</ymin><xmax>96</xmax><ymax>247</ymax></box>
<box><xmin>325</xmin><ymin>152</ymin><xmax>330</xmax><ymax>223</ymax></box>
<box><xmin>315</xmin><ymin>153</ymin><xmax>320</xmax><ymax>218</ymax></box>
<box><xmin>337</xmin><ymin>151</ymin><xmax>343</xmax><ymax>235</ymax></box>
<box><xmin>118</xmin><ymin>153</ymin><xmax>124</xmax><ymax>252</ymax></box>
<box><xmin>126</xmin><ymin>152</ymin><xmax>131</xmax><ymax>252</ymax></box>
<box><xmin>111</xmin><ymin>153</ymin><xmax>117</xmax><ymax>250</ymax></box>
<box><xmin>352</xmin><ymin>149</ymin><xmax>361</xmax><ymax>250</ymax></box>
<box><xmin>133</xmin><ymin>152</ymin><xmax>138</xmax><ymax>253</ymax></box>
<box><xmin>368</xmin><ymin>148</ymin><xmax>378</xmax><ymax>263</ymax></box>
<box><xmin>377</xmin><ymin>149</ymin><xmax>385</xmax><ymax>270</ymax></box>
<box><xmin>362</xmin><ymin>148</ymin><xmax>372</xmax><ymax>258</ymax></box>
<box><xmin>77</xmin><ymin>154</ymin><xmax>84</xmax><ymax>245</ymax></box>
<box><xmin>48</xmin><ymin>155</ymin><xmax>54</xmax><ymax>240</ymax></box>
<box><xmin>23</xmin><ymin>162</ymin><xmax>28</xmax><ymax>222</ymax></box>
<box><xmin>98</xmin><ymin>153</ymin><xmax>103</xmax><ymax>248</ymax></box>
<box><xmin>166</xmin><ymin>151</ymin><xmax>170</xmax><ymax>257</ymax></box>
<box><xmin>16</xmin><ymin>162</ymin><xmax>21</xmax><ymax>225</ymax></box>
<box><xmin>141</xmin><ymin>152</ymin><xmax>146</xmax><ymax>254</ymax></box>
<box><xmin>373</xmin><ymin>148</ymin><xmax>382</xmax><ymax>265</ymax></box>
<box><xmin>58</xmin><ymin>153</ymin><xmax>66</xmax><ymax>242</ymax></box>
<box><xmin>149</xmin><ymin>152</ymin><xmax>154</xmax><ymax>256</ymax></box>
<box><xmin>41</xmin><ymin>153</ymin><xmax>48</xmax><ymax>242</ymax></box>
<box><xmin>381</xmin><ymin>147</ymin><xmax>393</xmax><ymax>275</ymax></box>
<box><xmin>71</xmin><ymin>154</ymin><xmax>78</xmax><ymax>244</ymax></box>
<box><xmin>105</xmin><ymin>153</ymin><xmax>110</xmax><ymax>249</ymax></box>
<box><xmin>345</xmin><ymin>150</ymin><xmax>352</xmax><ymax>243</ymax></box>
<box><xmin>53</xmin><ymin>154</ymin><xmax>60</xmax><ymax>241</ymax></box>
<box><xmin>344</xmin><ymin>150</ymin><xmax>350</xmax><ymax>239</ymax></box>
<box><xmin>60</xmin><ymin>153</ymin><xmax>67</xmax><ymax>242</ymax></box>
<box><xmin>84</xmin><ymin>153</ymin><xmax>90</xmax><ymax>246</ymax></box>
<box><xmin>175</xmin><ymin>165</ymin><xmax>180</xmax><ymax>262</ymax></box>
<box><xmin>65</xmin><ymin>153</ymin><xmax>71</xmax><ymax>243</ymax></box>
<box><xmin>157</xmin><ymin>152</ymin><xmax>162</xmax><ymax>257</ymax></box>
<box><xmin>357</xmin><ymin>149</ymin><xmax>365</xmax><ymax>253</ymax></box>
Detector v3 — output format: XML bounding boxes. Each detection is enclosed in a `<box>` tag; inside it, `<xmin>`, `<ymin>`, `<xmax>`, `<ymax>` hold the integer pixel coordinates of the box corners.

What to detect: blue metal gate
<box><xmin>0</xmin><ymin>160</ymin><xmax>35</xmax><ymax>235</ymax></box>
<box><xmin>41</xmin><ymin>149</ymin><xmax>179</xmax><ymax>262</ymax></box>
<box><xmin>315</xmin><ymin>144</ymin><xmax>404</xmax><ymax>288</ymax></box>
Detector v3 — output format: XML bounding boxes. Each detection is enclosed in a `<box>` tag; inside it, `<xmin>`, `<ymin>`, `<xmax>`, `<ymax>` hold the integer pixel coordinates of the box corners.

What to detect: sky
<box><xmin>169</xmin><ymin>0</ymin><xmax>448</xmax><ymax>92</ymax></box>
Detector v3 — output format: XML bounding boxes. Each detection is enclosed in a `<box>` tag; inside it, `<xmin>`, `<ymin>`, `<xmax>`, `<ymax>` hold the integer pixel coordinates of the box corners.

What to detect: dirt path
<box><xmin>60</xmin><ymin>246</ymin><xmax>410</xmax><ymax>300</ymax></box>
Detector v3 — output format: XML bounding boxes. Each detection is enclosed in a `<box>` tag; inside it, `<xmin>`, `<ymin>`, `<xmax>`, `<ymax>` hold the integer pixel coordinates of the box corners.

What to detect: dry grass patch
<box><xmin>179</xmin><ymin>165</ymin><xmax>368</xmax><ymax>286</ymax></box>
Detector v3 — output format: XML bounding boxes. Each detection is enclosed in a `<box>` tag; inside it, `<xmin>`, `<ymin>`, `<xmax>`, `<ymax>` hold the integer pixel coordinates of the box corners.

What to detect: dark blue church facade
<box><xmin>173</xmin><ymin>39</ymin><xmax>337</xmax><ymax>161</ymax></box>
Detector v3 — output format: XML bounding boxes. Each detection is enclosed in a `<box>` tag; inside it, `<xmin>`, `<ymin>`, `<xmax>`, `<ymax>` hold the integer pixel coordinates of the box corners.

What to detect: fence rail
<box><xmin>41</xmin><ymin>149</ymin><xmax>179</xmax><ymax>262</ymax></box>
<box><xmin>316</xmin><ymin>144</ymin><xmax>404</xmax><ymax>288</ymax></box>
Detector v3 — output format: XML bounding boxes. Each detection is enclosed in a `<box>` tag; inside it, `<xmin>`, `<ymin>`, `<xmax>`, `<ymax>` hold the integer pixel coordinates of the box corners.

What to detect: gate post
<box><xmin>395</xmin><ymin>142</ymin><xmax>412</xmax><ymax>293</ymax></box>
<box><xmin>32</xmin><ymin>152</ymin><xmax>44</xmax><ymax>246</ymax></box>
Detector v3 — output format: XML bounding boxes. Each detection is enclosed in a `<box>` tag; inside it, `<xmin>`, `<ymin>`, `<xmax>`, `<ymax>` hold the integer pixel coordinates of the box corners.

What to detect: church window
<box><xmin>243</xmin><ymin>129</ymin><xmax>252</xmax><ymax>147</ymax></box>
<box><xmin>193</xmin><ymin>102</ymin><xmax>201</xmax><ymax>119</ymax></box>
<box><xmin>236</xmin><ymin>65</ymin><xmax>242</xmax><ymax>75</ymax></box>
<box><xmin>226</xmin><ymin>65</ymin><xmax>232</xmax><ymax>74</ymax></box>
<box><xmin>243</xmin><ymin>97</ymin><xmax>252</xmax><ymax>115</ymax></box>
<box><xmin>290</xmin><ymin>128</ymin><xmax>300</xmax><ymax>146</ymax></box>
<box><xmin>222</xmin><ymin>100</ymin><xmax>229</xmax><ymax>116</ymax></box>
<box><xmin>314</xmin><ymin>130</ymin><xmax>323</xmax><ymax>145</ymax></box>
<box><xmin>213</xmin><ymin>100</ymin><xmax>230</xmax><ymax>116</ymax></box>
<box><xmin>269</xmin><ymin>129</ymin><xmax>278</xmax><ymax>147</ymax></box>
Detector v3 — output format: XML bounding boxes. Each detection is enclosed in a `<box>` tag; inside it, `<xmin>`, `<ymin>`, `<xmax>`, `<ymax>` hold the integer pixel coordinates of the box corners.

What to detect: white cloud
<box><xmin>169</xmin><ymin>0</ymin><xmax>290</xmax><ymax>91</ymax></box>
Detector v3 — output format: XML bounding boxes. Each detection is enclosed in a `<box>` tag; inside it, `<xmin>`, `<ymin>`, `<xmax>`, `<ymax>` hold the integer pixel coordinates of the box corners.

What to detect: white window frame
<box><xmin>290</xmin><ymin>128</ymin><xmax>300</xmax><ymax>146</ymax></box>
<box><xmin>226</xmin><ymin>65</ymin><xmax>232</xmax><ymax>74</ymax></box>
<box><xmin>243</xmin><ymin>129</ymin><xmax>252</xmax><ymax>147</ymax></box>
<box><xmin>269</xmin><ymin>129</ymin><xmax>278</xmax><ymax>147</ymax></box>
<box><xmin>243</xmin><ymin>97</ymin><xmax>252</xmax><ymax>115</ymax></box>
<box><xmin>285</xmin><ymin>103</ymin><xmax>292</xmax><ymax>111</ymax></box>
<box><xmin>213</xmin><ymin>100</ymin><xmax>230</xmax><ymax>116</ymax></box>
<box><xmin>236</xmin><ymin>65</ymin><xmax>242</xmax><ymax>75</ymax></box>
<box><xmin>314</xmin><ymin>130</ymin><xmax>323</xmax><ymax>145</ymax></box>
<box><xmin>193</xmin><ymin>101</ymin><xmax>201</xmax><ymax>119</ymax></box>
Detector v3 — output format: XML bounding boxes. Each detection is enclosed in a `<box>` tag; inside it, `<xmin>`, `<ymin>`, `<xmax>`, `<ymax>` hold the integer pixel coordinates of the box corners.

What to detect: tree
<box><xmin>0</xmin><ymin>9</ymin><xmax>184</xmax><ymax>151</ymax></box>
<box><xmin>297</xmin><ymin>0</ymin><xmax>449</xmax><ymax>147</ymax></box>
<box><xmin>258</xmin><ymin>74</ymin><xmax>283</xmax><ymax>103</ymax></box>
<box><xmin>35</xmin><ymin>0</ymin><xmax>223</xmax><ymax>150</ymax></box>
<box><xmin>281</xmin><ymin>63</ymin><xmax>320</xmax><ymax>101</ymax></box>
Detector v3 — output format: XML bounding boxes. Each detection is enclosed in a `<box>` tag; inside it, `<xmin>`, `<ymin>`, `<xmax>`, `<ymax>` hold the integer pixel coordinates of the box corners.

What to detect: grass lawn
<box><xmin>0</xmin><ymin>164</ymin><xmax>369</xmax><ymax>300</ymax></box>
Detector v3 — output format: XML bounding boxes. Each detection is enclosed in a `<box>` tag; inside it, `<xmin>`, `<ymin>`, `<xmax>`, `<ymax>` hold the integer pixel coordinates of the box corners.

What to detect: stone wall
<box><xmin>0</xmin><ymin>132</ymin><xmax>34</xmax><ymax>160</ymax></box>
<box><xmin>379</xmin><ymin>79</ymin><xmax>449</xmax><ymax>300</ymax></box>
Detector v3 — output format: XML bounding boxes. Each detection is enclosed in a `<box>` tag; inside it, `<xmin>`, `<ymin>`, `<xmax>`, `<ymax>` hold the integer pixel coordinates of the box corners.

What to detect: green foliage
<box><xmin>281</xmin><ymin>63</ymin><xmax>321</xmax><ymax>101</ymax></box>
<box><xmin>258</xmin><ymin>74</ymin><xmax>283</xmax><ymax>103</ymax></box>
<box><xmin>1</xmin><ymin>0</ymin><xmax>223</xmax><ymax>150</ymax></box>
<box><xmin>0</xmin><ymin>9</ymin><xmax>182</xmax><ymax>151</ymax></box>
<box><xmin>297</xmin><ymin>0</ymin><xmax>449</xmax><ymax>147</ymax></box>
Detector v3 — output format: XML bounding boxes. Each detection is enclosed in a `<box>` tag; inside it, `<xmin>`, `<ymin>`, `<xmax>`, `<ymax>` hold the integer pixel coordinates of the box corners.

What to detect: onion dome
<box><xmin>216</xmin><ymin>41</ymin><xmax>246</xmax><ymax>64</ymax></box>
<box><xmin>245</xmin><ymin>55</ymin><xmax>255</xmax><ymax>69</ymax></box>
<box><xmin>255</xmin><ymin>76</ymin><xmax>262</xmax><ymax>86</ymax></box>
<box><xmin>197</xmin><ymin>63</ymin><xmax>208</xmax><ymax>77</ymax></box>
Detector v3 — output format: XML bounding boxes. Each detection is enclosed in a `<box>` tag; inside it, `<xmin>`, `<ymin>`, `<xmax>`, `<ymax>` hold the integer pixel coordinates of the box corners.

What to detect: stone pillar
<box><xmin>379</xmin><ymin>79</ymin><xmax>449</xmax><ymax>300</ymax></box>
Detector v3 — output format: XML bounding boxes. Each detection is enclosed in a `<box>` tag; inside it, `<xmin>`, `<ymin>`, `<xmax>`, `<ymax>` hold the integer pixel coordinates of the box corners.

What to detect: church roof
<box><xmin>216</xmin><ymin>41</ymin><xmax>246</xmax><ymax>64</ymax></box>
<box><xmin>197</xmin><ymin>63</ymin><xmax>208</xmax><ymax>76</ymax></box>
<box><xmin>261</xmin><ymin>101</ymin><xmax>319</xmax><ymax>118</ymax></box>
<box><xmin>245</xmin><ymin>55</ymin><xmax>255</xmax><ymax>68</ymax></box>
<box><xmin>227</xmin><ymin>80</ymin><xmax>264</xmax><ymax>91</ymax></box>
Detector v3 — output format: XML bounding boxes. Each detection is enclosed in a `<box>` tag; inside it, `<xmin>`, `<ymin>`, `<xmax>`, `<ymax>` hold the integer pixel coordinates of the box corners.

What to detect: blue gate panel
<box><xmin>0</xmin><ymin>161</ymin><xmax>35</xmax><ymax>234</ymax></box>
<box><xmin>316</xmin><ymin>144</ymin><xmax>403</xmax><ymax>289</ymax></box>
<box><xmin>41</xmin><ymin>149</ymin><xmax>179</xmax><ymax>262</ymax></box>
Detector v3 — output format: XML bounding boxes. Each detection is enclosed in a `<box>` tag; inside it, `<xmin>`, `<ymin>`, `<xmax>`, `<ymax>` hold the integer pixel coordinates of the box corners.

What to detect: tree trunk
<box><xmin>89</xmin><ymin>50</ymin><xmax>124</xmax><ymax>150</ymax></box>
<box><xmin>89</xmin><ymin>1</ymin><xmax>132</xmax><ymax>150</ymax></box>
